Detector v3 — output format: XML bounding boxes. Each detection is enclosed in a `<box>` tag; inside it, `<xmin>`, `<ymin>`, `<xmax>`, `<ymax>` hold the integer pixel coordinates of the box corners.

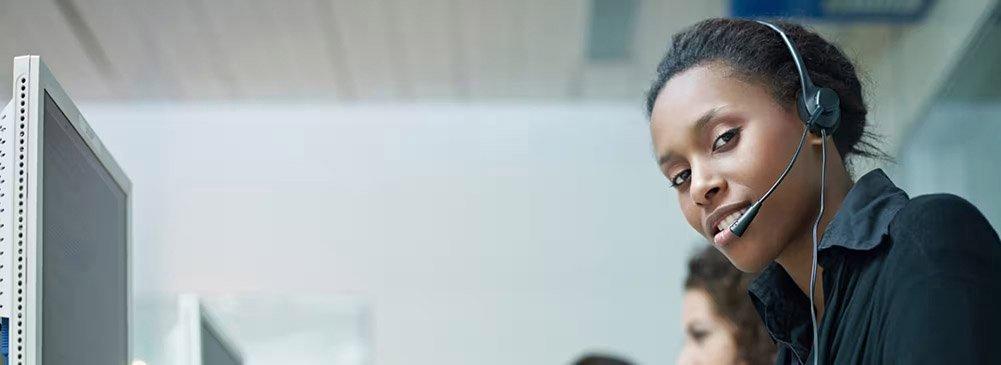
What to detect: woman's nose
<box><xmin>676</xmin><ymin>344</ymin><xmax>697</xmax><ymax>365</ymax></box>
<box><xmin>690</xmin><ymin>170</ymin><xmax>725</xmax><ymax>206</ymax></box>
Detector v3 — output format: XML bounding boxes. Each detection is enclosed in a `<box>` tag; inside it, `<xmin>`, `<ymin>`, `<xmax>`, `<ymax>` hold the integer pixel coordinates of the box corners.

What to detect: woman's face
<box><xmin>678</xmin><ymin>289</ymin><xmax>743</xmax><ymax>365</ymax></box>
<box><xmin>650</xmin><ymin>64</ymin><xmax>823</xmax><ymax>272</ymax></box>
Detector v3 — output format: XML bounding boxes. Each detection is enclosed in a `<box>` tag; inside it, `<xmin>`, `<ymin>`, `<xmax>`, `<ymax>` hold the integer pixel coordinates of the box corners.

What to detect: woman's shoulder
<box><xmin>874</xmin><ymin>195</ymin><xmax>1001</xmax><ymax>363</ymax></box>
<box><xmin>885</xmin><ymin>193</ymin><xmax>1001</xmax><ymax>271</ymax></box>
<box><xmin>891</xmin><ymin>193</ymin><xmax>994</xmax><ymax>236</ymax></box>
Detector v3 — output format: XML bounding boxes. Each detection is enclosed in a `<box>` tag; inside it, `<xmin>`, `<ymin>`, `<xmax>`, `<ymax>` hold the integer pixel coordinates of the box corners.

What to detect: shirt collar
<box><xmin>818</xmin><ymin>168</ymin><xmax>909</xmax><ymax>251</ymax></box>
<box><xmin>747</xmin><ymin>168</ymin><xmax>909</xmax><ymax>354</ymax></box>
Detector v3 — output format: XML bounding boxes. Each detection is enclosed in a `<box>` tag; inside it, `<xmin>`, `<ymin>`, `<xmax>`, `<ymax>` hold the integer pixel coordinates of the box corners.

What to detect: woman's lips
<box><xmin>714</xmin><ymin>227</ymin><xmax>738</xmax><ymax>247</ymax></box>
<box><xmin>705</xmin><ymin>203</ymin><xmax>750</xmax><ymax>247</ymax></box>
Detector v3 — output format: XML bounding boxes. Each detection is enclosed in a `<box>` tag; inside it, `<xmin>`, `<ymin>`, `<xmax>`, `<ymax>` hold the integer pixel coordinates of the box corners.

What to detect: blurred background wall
<box><xmin>2</xmin><ymin>0</ymin><xmax>999</xmax><ymax>364</ymax></box>
<box><xmin>87</xmin><ymin>102</ymin><xmax>697</xmax><ymax>364</ymax></box>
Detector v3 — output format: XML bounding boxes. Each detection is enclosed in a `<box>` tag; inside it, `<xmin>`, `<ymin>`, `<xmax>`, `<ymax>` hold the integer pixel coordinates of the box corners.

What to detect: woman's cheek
<box><xmin>726</xmin><ymin>130</ymin><xmax>769</xmax><ymax>192</ymax></box>
<box><xmin>680</xmin><ymin>198</ymin><xmax>704</xmax><ymax>237</ymax></box>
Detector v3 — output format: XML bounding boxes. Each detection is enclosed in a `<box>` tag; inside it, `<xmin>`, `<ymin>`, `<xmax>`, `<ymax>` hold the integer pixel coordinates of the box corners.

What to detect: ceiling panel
<box><xmin>134</xmin><ymin>0</ymin><xmax>237</xmax><ymax>99</ymax></box>
<box><xmin>521</xmin><ymin>0</ymin><xmax>589</xmax><ymax>100</ymax></box>
<box><xmin>275</xmin><ymin>0</ymin><xmax>346</xmax><ymax>98</ymax></box>
<box><xmin>74</xmin><ymin>0</ymin><xmax>181</xmax><ymax>99</ymax></box>
<box><xmin>1</xmin><ymin>0</ymin><xmax>113</xmax><ymax>99</ymax></box>
<box><xmin>393</xmin><ymin>0</ymin><xmax>459</xmax><ymax>100</ymax></box>
<box><xmin>0</xmin><ymin>0</ymin><xmax>733</xmax><ymax>103</ymax></box>
<box><xmin>461</xmin><ymin>0</ymin><xmax>523</xmax><ymax>99</ymax></box>
<box><xmin>327</xmin><ymin>0</ymin><xmax>402</xmax><ymax>100</ymax></box>
<box><xmin>0</xmin><ymin>2</ymin><xmax>19</xmax><ymax>102</ymax></box>
<box><xmin>197</xmin><ymin>0</ymin><xmax>332</xmax><ymax>99</ymax></box>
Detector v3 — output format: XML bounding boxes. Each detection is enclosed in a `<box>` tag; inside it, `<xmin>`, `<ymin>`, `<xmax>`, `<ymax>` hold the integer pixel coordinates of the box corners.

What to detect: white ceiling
<box><xmin>0</xmin><ymin>0</ymin><xmax>897</xmax><ymax>103</ymax></box>
<box><xmin>0</xmin><ymin>0</ymin><xmax>726</xmax><ymax>102</ymax></box>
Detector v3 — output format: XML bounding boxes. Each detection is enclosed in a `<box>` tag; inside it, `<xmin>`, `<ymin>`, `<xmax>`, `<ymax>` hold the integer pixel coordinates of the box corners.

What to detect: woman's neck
<box><xmin>775</xmin><ymin>159</ymin><xmax>853</xmax><ymax>318</ymax></box>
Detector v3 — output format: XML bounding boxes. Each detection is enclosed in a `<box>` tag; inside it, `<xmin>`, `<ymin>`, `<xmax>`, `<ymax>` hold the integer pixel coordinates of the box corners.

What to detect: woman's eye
<box><xmin>712</xmin><ymin>127</ymin><xmax>741</xmax><ymax>151</ymax></box>
<box><xmin>670</xmin><ymin>169</ymin><xmax>691</xmax><ymax>188</ymax></box>
<box><xmin>690</xmin><ymin>329</ymin><xmax>708</xmax><ymax>343</ymax></box>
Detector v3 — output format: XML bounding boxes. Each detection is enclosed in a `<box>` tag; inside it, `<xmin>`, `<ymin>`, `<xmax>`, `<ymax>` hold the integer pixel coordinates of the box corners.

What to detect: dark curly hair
<box><xmin>572</xmin><ymin>353</ymin><xmax>633</xmax><ymax>365</ymax></box>
<box><xmin>685</xmin><ymin>246</ymin><xmax>776</xmax><ymax>365</ymax></box>
<box><xmin>645</xmin><ymin>17</ymin><xmax>888</xmax><ymax>165</ymax></box>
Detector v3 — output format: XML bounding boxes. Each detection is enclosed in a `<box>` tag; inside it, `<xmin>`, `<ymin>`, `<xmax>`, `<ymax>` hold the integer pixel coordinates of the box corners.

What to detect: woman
<box><xmin>679</xmin><ymin>246</ymin><xmax>776</xmax><ymax>365</ymax></box>
<box><xmin>646</xmin><ymin>18</ymin><xmax>1001</xmax><ymax>364</ymax></box>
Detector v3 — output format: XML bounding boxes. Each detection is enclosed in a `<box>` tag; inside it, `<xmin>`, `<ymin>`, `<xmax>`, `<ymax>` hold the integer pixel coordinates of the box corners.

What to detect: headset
<box><xmin>719</xmin><ymin>20</ymin><xmax>841</xmax><ymax>365</ymax></box>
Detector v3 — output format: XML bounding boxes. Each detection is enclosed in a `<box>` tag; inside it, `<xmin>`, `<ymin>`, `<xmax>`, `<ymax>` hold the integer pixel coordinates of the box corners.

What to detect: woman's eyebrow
<box><xmin>693</xmin><ymin>106</ymin><xmax>725</xmax><ymax>136</ymax></box>
<box><xmin>657</xmin><ymin>106</ymin><xmax>725</xmax><ymax>166</ymax></box>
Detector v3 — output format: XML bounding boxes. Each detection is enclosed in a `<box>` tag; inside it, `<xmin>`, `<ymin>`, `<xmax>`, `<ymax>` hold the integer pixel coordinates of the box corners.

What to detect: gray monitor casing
<box><xmin>3</xmin><ymin>55</ymin><xmax>132</xmax><ymax>365</ymax></box>
<box><xmin>172</xmin><ymin>295</ymin><xmax>244</xmax><ymax>365</ymax></box>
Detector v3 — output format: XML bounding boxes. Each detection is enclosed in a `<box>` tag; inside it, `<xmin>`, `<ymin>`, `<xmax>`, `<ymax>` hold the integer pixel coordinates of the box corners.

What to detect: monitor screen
<box><xmin>201</xmin><ymin>321</ymin><xmax>242</xmax><ymax>365</ymax></box>
<box><xmin>41</xmin><ymin>91</ymin><xmax>128</xmax><ymax>364</ymax></box>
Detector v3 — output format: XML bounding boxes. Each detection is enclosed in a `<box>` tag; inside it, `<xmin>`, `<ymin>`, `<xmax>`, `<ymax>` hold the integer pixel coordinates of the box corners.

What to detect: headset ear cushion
<box><xmin>814</xmin><ymin>87</ymin><xmax>841</xmax><ymax>132</ymax></box>
<box><xmin>797</xmin><ymin>88</ymin><xmax>841</xmax><ymax>134</ymax></box>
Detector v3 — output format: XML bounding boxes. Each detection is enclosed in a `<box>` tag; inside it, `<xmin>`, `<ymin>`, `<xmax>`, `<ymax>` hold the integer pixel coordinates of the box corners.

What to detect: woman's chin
<box><xmin>720</xmin><ymin>241</ymin><xmax>774</xmax><ymax>273</ymax></box>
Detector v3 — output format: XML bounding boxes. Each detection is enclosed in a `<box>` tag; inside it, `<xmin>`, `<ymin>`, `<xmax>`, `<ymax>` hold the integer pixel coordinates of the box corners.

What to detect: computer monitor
<box><xmin>171</xmin><ymin>295</ymin><xmax>243</xmax><ymax>365</ymax></box>
<box><xmin>1</xmin><ymin>56</ymin><xmax>132</xmax><ymax>365</ymax></box>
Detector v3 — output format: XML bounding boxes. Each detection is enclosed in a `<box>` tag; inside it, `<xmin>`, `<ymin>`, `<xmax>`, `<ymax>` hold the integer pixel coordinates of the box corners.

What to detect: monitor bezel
<box><xmin>11</xmin><ymin>55</ymin><xmax>133</xmax><ymax>365</ymax></box>
<box><xmin>178</xmin><ymin>295</ymin><xmax>244</xmax><ymax>365</ymax></box>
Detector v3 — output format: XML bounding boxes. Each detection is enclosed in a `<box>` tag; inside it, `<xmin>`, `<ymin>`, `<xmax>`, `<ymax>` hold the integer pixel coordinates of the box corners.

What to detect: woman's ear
<box><xmin>807</xmin><ymin>132</ymin><xmax>826</xmax><ymax>146</ymax></box>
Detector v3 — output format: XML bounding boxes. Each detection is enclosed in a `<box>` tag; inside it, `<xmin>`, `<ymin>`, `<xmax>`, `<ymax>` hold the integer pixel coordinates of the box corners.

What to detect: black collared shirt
<box><xmin>749</xmin><ymin>169</ymin><xmax>1001</xmax><ymax>364</ymax></box>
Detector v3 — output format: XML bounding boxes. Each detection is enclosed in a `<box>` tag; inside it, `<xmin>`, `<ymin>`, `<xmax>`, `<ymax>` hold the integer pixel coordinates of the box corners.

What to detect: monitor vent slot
<box><xmin>12</xmin><ymin>74</ymin><xmax>28</xmax><ymax>365</ymax></box>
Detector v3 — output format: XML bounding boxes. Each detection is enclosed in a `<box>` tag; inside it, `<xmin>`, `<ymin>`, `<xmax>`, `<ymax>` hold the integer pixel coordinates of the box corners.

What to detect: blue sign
<box><xmin>731</xmin><ymin>0</ymin><xmax>935</xmax><ymax>23</ymax></box>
